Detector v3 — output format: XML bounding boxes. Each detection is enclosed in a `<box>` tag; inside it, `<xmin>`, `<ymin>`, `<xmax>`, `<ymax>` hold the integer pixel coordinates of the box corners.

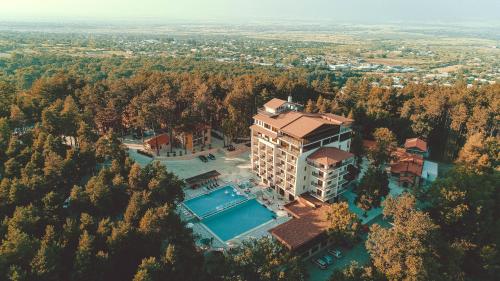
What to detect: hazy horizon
<box><xmin>1</xmin><ymin>0</ymin><xmax>500</xmax><ymax>24</ymax></box>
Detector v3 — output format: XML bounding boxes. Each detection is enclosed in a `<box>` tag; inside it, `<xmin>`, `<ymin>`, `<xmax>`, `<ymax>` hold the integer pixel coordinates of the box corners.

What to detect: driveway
<box><xmin>306</xmin><ymin>215</ymin><xmax>390</xmax><ymax>281</ymax></box>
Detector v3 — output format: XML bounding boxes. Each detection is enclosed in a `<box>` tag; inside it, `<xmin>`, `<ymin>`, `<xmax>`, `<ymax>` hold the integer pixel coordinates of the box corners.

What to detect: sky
<box><xmin>0</xmin><ymin>0</ymin><xmax>499</xmax><ymax>23</ymax></box>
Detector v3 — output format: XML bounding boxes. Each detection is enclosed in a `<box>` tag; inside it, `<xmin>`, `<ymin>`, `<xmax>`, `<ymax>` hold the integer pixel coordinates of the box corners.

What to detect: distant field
<box><xmin>433</xmin><ymin>64</ymin><xmax>463</xmax><ymax>73</ymax></box>
<box><xmin>365</xmin><ymin>58</ymin><xmax>431</xmax><ymax>66</ymax></box>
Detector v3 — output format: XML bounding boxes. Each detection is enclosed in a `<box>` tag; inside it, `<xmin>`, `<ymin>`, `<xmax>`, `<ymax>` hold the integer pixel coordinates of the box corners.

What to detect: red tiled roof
<box><xmin>390</xmin><ymin>161</ymin><xmax>423</xmax><ymax>177</ymax></box>
<box><xmin>144</xmin><ymin>133</ymin><xmax>169</xmax><ymax>147</ymax></box>
<box><xmin>270</xmin><ymin>197</ymin><xmax>331</xmax><ymax>251</ymax></box>
<box><xmin>307</xmin><ymin>147</ymin><xmax>354</xmax><ymax>167</ymax></box>
<box><xmin>264</xmin><ymin>98</ymin><xmax>287</xmax><ymax>109</ymax></box>
<box><xmin>404</xmin><ymin>138</ymin><xmax>428</xmax><ymax>152</ymax></box>
<box><xmin>254</xmin><ymin>111</ymin><xmax>304</xmax><ymax>130</ymax></box>
<box><xmin>392</xmin><ymin>148</ymin><xmax>424</xmax><ymax>163</ymax></box>
<box><xmin>390</xmin><ymin>147</ymin><xmax>424</xmax><ymax>176</ymax></box>
<box><xmin>254</xmin><ymin>112</ymin><xmax>352</xmax><ymax>140</ymax></box>
<box><xmin>323</xmin><ymin>113</ymin><xmax>353</xmax><ymax>125</ymax></box>
<box><xmin>280</xmin><ymin>116</ymin><xmax>327</xmax><ymax>138</ymax></box>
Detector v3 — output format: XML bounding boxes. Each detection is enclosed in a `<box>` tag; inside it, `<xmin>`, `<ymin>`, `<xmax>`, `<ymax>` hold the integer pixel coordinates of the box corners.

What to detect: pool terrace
<box><xmin>179</xmin><ymin>182</ymin><xmax>291</xmax><ymax>249</ymax></box>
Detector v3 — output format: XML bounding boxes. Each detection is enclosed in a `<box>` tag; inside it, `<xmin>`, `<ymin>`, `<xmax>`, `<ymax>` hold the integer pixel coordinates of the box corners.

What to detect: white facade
<box><xmin>251</xmin><ymin>102</ymin><xmax>354</xmax><ymax>202</ymax></box>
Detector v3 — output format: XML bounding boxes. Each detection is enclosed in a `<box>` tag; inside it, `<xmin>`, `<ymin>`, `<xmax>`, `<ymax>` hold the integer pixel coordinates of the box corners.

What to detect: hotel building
<box><xmin>250</xmin><ymin>97</ymin><xmax>355</xmax><ymax>202</ymax></box>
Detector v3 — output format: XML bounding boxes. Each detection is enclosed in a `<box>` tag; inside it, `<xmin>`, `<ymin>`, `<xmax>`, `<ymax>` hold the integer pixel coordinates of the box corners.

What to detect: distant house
<box><xmin>270</xmin><ymin>194</ymin><xmax>335</xmax><ymax>259</ymax></box>
<box><xmin>174</xmin><ymin>124</ymin><xmax>211</xmax><ymax>151</ymax></box>
<box><xmin>390</xmin><ymin>148</ymin><xmax>424</xmax><ymax>188</ymax></box>
<box><xmin>144</xmin><ymin>133</ymin><xmax>169</xmax><ymax>151</ymax></box>
<box><xmin>404</xmin><ymin>138</ymin><xmax>428</xmax><ymax>157</ymax></box>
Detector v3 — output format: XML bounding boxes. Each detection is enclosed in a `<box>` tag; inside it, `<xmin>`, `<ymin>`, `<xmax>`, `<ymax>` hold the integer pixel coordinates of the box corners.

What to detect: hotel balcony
<box><xmin>311</xmin><ymin>172</ymin><xmax>325</xmax><ymax>179</ymax></box>
<box><xmin>310</xmin><ymin>181</ymin><xmax>324</xmax><ymax>188</ymax></box>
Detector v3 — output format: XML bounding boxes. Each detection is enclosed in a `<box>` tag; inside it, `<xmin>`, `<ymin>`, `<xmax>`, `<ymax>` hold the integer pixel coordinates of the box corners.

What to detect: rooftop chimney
<box><xmin>287</xmin><ymin>95</ymin><xmax>293</xmax><ymax>103</ymax></box>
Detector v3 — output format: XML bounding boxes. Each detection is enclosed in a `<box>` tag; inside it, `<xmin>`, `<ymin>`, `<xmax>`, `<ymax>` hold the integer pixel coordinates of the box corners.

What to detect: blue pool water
<box><xmin>203</xmin><ymin>199</ymin><xmax>275</xmax><ymax>241</ymax></box>
<box><xmin>183</xmin><ymin>186</ymin><xmax>246</xmax><ymax>218</ymax></box>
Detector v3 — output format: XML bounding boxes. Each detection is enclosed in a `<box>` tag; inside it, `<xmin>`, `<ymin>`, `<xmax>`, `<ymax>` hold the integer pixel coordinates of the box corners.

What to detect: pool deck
<box><xmin>140</xmin><ymin>149</ymin><xmax>293</xmax><ymax>250</ymax></box>
<box><xmin>181</xmin><ymin>181</ymin><xmax>292</xmax><ymax>249</ymax></box>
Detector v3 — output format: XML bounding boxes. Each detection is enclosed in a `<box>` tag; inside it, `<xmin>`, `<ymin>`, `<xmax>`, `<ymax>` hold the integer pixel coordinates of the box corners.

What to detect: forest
<box><xmin>1</xmin><ymin>53</ymin><xmax>498</xmax><ymax>160</ymax></box>
<box><xmin>0</xmin><ymin>52</ymin><xmax>498</xmax><ymax>281</ymax></box>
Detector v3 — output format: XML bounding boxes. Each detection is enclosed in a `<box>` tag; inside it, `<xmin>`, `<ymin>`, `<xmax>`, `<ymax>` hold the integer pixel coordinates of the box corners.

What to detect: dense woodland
<box><xmin>0</xmin><ymin>53</ymin><xmax>498</xmax><ymax>281</ymax></box>
<box><xmin>1</xmin><ymin>54</ymin><xmax>498</xmax><ymax>160</ymax></box>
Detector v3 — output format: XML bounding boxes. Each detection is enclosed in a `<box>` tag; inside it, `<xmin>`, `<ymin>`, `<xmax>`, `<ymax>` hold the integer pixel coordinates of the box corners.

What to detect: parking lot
<box><xmin>306</xmin><ymin>215</ymin><xmax>391</xmax><ymax>281</ymax></box>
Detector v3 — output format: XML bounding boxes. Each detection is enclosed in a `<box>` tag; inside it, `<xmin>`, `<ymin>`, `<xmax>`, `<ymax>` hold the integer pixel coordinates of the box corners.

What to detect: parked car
<box><xmin>198</xmin><ymin>155</ymin><xmax>208</xmax><ymax>162</ymax></box>
<box><xmin>208</xmin><ymin>153</ymin><xmax>216</xmax><ymax>160</ymax></box>
<box><xmin>322</xmin><ymin>254</ymin><xmax>335</xmax><ymax>265</ymax></box>
<box><xmin>312</xmin><ymin>257</ymin><xmax>328</xmax><ymax>270</ymax></box>
<box><xmin>226</xmin><ymin>144</ymin><xmax>235</xmax><ymax>151</ymax></box>
<box><xmin>328</xmin><ymin>249</ymin><xmax>342</xmax><ymax>259</ymax></box>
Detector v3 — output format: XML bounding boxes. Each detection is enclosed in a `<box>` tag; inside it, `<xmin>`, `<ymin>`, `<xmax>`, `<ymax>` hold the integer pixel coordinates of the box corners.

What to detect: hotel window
<box><xmin>303</xmin><ymin>176</ymin><xmax>306</xmax><ymax>180</ymax></box>
<box><xmin>316</xmin><ymin>189</ymin><xmax>322</xmax><ymax>197</ymax></box>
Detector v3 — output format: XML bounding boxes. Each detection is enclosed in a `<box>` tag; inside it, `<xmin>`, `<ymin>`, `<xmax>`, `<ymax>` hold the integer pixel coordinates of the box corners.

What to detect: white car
<box><xmin>312</xmin><ymin>258</ymin><xmax>328</xmax><ymax>269</ymax></box>
<box><xmin>328</xmin><ymin>249</ymin><xmax>342</xmax><ymax>258</ymax></box>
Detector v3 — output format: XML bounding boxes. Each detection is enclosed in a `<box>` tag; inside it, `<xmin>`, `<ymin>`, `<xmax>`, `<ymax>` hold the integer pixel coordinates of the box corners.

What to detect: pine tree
<box><xmin>31</xmin><ymin>225</ymin><xmax>62</xmax><ymax>281</ymax></box>
<box><xmin>71</xmin><ymin>231</ymin><xmax>95</xmax><ymax>281</ymax></box>
<box><xmin>305</xmin><ymin>99</ymin><xmax>316</xmax><ymax>113</ymax></box>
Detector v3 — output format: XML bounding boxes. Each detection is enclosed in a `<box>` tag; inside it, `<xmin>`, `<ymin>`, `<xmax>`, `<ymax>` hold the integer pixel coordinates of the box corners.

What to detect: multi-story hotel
<box><xmin>250</xmin><ymin>97</ymin><xmax>355</xmax><ymax>203</ymax></box>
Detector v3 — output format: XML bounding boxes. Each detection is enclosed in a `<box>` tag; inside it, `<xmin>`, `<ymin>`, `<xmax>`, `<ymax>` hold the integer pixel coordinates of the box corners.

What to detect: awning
<box><xmin>185</xmin><ymin>170</ymin><xmax>221</xmax><ymax>185</ymax></box>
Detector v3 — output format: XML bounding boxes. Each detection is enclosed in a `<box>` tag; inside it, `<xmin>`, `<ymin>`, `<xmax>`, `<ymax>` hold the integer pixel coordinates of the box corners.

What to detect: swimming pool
<box><xmin>183</xmin><ymin>186</ymin><xmax>246</xmax><ymax>218</ymax></box>
<box><xmin>183</xmin><ymin>185</ymin><xmax>276</xmax><ymax>242</ymax></box>
<box><xmin>203</xmin><ymin>199</ymin><xmax>275</xmax><ymax>241</ymax></box>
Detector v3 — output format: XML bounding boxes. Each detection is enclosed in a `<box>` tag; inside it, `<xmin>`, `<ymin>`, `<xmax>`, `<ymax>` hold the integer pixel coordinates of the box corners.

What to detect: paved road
<box><xmin>306</xmin><ymin>215</ymin><xmax>391</xmax><ymax>281</ymax></box>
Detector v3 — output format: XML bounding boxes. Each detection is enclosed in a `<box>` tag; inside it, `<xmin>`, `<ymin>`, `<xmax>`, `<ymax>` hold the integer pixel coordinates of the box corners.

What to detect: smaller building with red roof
<box><xmin>269</xmin><ymin>194</ymin><xmax>335</xmax><ymax>258</ymax></box>
<box><xmin>404</xmin><ymin>138</ymin><xmax>429</xmax><ymax>157</ymax></box>
<box><xmin>390</xmin><ymin>148</ymin><xmax>424</xmax><ymax>188</ymax></box>
<box><xmin>144</xmin><ymin>133</ymin><xmax>170</xmax><ymax>151</ymax></box>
